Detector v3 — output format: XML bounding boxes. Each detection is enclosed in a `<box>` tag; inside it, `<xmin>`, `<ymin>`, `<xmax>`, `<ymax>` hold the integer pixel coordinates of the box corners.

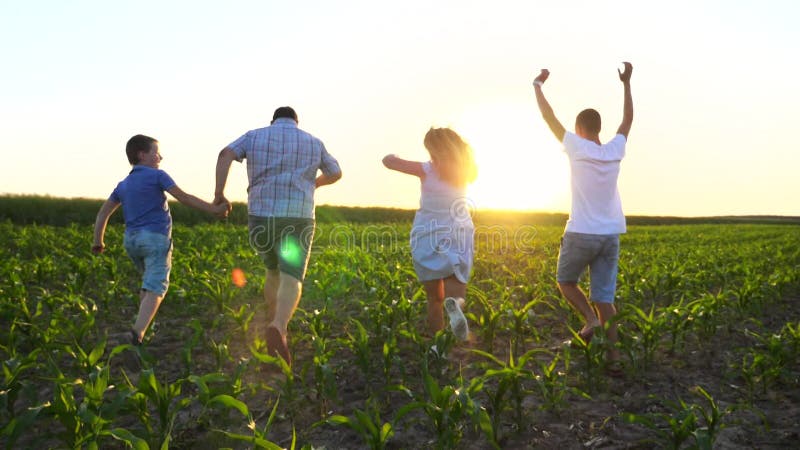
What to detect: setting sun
<box><xmin>455</xmin><ymin>102</ymin><xmax>570</xmax><ymax>212</ymax></box>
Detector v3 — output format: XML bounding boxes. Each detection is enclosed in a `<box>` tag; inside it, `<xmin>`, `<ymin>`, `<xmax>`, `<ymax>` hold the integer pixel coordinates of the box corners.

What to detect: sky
<box><xmin>1</xmin><ymin>0</ymin><xmax>799</xmax><ymax>217</ymax></box>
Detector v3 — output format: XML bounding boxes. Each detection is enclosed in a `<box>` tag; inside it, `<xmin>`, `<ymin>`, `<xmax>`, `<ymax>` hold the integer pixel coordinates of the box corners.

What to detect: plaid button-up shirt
<box><xmin>228</xmin><ymin>118</ymin><xmax>341</xmax><ymax>218</ymax></box>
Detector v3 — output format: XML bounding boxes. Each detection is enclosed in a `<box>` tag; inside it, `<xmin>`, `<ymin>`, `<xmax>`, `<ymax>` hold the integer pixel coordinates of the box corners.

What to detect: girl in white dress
<box><xmin>382</xmin><ymin>128</ymin><xmax>477</xmax><ymax>339</ymax></box>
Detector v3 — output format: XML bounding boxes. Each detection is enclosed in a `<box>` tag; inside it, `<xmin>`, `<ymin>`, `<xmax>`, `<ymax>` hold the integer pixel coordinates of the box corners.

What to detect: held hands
<box><xmin>213</xmin><ymin>202</ymin><xmax>231</xmax><ymax>218</ymax></box>
<box><xmin>91</xmin><ymin>244</ymin><xmax>105</xmax><ymax>255</ymax></box>
<box><xmin>618</xmin><ymin>62</ymin><xmax>633</xmax><ymax>83</ymax></box>
<box><xmin>213</xmin><ymin>194</ymin><xmax>233</xmax><ymax>218</ymax></box>
<box><xmin>533</xmin><ymin>69</ymin><xmax>550</xmax><ymax>87</ymax></box>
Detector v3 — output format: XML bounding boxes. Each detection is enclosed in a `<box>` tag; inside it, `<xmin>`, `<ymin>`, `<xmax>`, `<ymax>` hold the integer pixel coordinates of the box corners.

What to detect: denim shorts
<box><xmin>556</xmin><ymin>232</ymin><xmax>620</xmax><ymax>303</ymax></box>
<box><xmin>248</xmin><ymin>216</ymin><xmax>315</xmax><ymax>281</ymax></box>
<box><xmin>123</xmin><ymin>230</ymin><xmax>173</xmax><ymax>295</ymax></box>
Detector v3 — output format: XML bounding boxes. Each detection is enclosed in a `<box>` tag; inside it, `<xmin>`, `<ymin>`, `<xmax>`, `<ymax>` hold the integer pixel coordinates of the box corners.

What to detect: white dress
<box><xmin>410</xmin><ymin>162</ymin><xmax>474</xmax><ymax>283</ymax></box>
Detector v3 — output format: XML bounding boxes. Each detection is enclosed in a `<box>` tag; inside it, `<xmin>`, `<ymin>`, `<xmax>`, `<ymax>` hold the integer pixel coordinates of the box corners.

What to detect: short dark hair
<box><xmin>575</xmin><ymin>109</ymin><xmax>601</xmax><ymax>135</ymax></box>
<box><xmin>272</xmin><ymin>106</ymin><xmax>298</xmax><ymax>123</ymax></box>
<box><xmin>126</xmin><ymin>134</ymin><xmax>158</xmax><ymax>165</ymax></box>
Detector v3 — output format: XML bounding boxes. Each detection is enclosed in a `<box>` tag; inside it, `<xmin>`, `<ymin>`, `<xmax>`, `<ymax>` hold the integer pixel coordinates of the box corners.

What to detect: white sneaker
<box><xmin>444</xmin><ymin>297</ymin><xmax>468</xmax><ymax>340</ymax></box>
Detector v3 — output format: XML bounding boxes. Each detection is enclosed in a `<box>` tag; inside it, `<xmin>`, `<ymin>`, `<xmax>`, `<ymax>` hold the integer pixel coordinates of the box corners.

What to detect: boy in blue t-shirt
<box><xmin>92</xmin><ymin>134</ymin><xmax>230</xmax><ymax>345</ymax></box>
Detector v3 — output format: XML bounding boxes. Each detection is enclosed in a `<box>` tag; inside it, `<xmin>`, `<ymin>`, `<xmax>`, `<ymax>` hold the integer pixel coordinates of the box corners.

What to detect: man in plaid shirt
<box><xmin>215</xmin><ymin>106</ymin><xmax>342</xmax><ymax>367</ymax></box>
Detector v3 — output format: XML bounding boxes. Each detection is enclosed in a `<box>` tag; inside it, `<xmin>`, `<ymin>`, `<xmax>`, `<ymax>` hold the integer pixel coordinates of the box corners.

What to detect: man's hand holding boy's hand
<box><xmin>214</xmin><ymin>194</ymin><xmax>232</xmax><ymax>214</ymax></box>
<box><xmin>91</xmin><ymin>244</ymin><xmax>105</xmax><ymax>255</ymax></box>
<box><xmin>212</xmin><ymin>197</ymin><xmax>231</xmax><ymax>218</ymax></box>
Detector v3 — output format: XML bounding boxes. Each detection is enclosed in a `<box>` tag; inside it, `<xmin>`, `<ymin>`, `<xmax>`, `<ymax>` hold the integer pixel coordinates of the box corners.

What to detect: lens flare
<box><xmin>231</xmin><ymin>268</ymin><xmax>247</xmax><ymax>288</ymax></box>
<box><xmin>280</xmin><ymin>236</ymin><xmax>304</xmax><ymax>269</ymax></box>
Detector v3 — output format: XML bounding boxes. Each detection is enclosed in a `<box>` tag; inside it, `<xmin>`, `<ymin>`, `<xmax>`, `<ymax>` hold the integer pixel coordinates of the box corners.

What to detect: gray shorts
<box><xmin>248</xmin><ymin>216</ymin><xmax>315</xmax><ymax>281</ymax></box>
<box><xmin>556</xmin><ymin>232</ymin><xmax>620</xmax><ymax>303</ymax></box>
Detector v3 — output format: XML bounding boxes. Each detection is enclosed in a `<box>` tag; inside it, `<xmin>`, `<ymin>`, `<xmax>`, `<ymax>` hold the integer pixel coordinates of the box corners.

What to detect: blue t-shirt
<box><xmin>110</xmin><ymin>166</ymin><xmax>177</xmax><ymax>236</ymax></box>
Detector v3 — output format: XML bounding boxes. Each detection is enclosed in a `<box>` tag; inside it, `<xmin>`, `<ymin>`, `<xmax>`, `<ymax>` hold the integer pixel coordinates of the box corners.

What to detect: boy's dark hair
<box><xmin>272</xmin><ymin>106</ymin><xmax>298</xmax><ymax>123</ymax></box>
<box><xmin>575</xmin><ymin>109</ymin><xmax>602</xmax><ymax>135</ymax></box>
<box><xmin>126</xmin><ymin>134</ymin><xmax>158</xmax><ymax>165</ymax></box>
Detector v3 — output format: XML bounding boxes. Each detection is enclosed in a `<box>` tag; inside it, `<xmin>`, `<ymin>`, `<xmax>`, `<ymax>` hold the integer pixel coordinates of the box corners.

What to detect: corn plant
<box><xmin>425</xmin><ymin>330</ymin><xmax>456</xmax><ymax>379</ymax></box>
<box><xmin>77</xmin><ymin>364</ymin><xmax>133</xmax><ymax>449</ymax></box>
<box><xmin>188</xmin><ymin>366</ymin><xmax>250</xmax><ymax>429</ymax></box>
<box><xmin>215</xmin><ymin>396</ymin><xmax>287</xmax><ymax>449</ymax></box>
<box><xmin>690</xmin><ymin>386</ymin><xmax>733</xmax><ymax>450</ymax></box>
<box><xmin>381</xmin><ymin>333</ymin><xmax>400</xmax><ymax>385</ymax></box>
<box><xmin>324</xmin><ymin>401</ymin><xmax>395</xmax><ymax>450</ymax></box>
<box><xmin>506</xmin><ymin>298</ymin><xmax>546</xmax><ymax>356</ymax></box>
<box><xmin>623</xmin><ymin>395</ymin><xmax>699</xmax><ymax>449</ymax></box>
<box><xmin>45</xmin><ymin>367</ymin><xmax>130</xmax><ymax>450</ymax></box>
<box><xmin>250</xmin><ymin>345</ymin><xmax>299</xmax><ymax>420</ymax></box>
<box><xmin>130</xmin><ymin>369</ymin><xmax>191</xmax><ymax>448</ymax></box>
<box><xmin>1</xmin><ymin>348</ymin><xmax>41</xmax><ymax>420</ymax></box>
<box><xmin>1</xmin><ymin>401</ymin><xmax>49</xmax><ymax>449</ymax></box>
<box><xmin>301</xmin><ymin>311</ymin><xmax>340</xmax><ymax>417</ymax></box>
<box><xmin>532</xmin><ymin>351</ymin><xmax>588</xmax><ymax>412</ymax></box>
<box><xmin>395</xmin><ymin>371</ymin><xmax>469</xmax><ymax>450</ymax></box>
<box><xmin>616</xmin><ymin>304</ymin><xmax>666</xmax><ymax>374</ymax></box>
<box><xmin>664</xmin><ymin>296</ymin><xmax>692</xmax><ymax>354</ymax></box>
<box><xmin>345</xmin><ymin>318</ymin><xmax>374</xmax><ymax>382</ymax></box>
<box><xmin>738</xmin><ymin>351</ymin><xmax>781</xmax><ymax>401</ymax></box>
<box><xmin>198</xmin><ymin>274</ymin><xmax>238</xmax><ymax>315</ymax></box>
<box><xmin>624</xmin><ymin>386</ymin><xmax>732</xmax><ymax>450</ymax></box>
<box><xmin>782</xmin><ymin>322</ymin><xmax>800</xmax><ymax>361</ymax></box>
<box><xmin>472</xmin><ymin>346</ymin><xmax>538</xmax><ymax>437</ymax></box>
<box><xmin>687</xmin><ymin>291</ymin><xmax>726</xmax><ymax>342</ymax></box>
<box><xmin>465</xmin><ymin>287</ymin><xmax>504</xmax><ymax>353</ymax></box>
<box><xmin>180</xmin><ymin>318</ymin><xmax>205</xmax><ymax>376</ymax></box>
<box><xmin>225</xmin><ymin>303</ymin><xmax>255</xmax><ymax>338</ymax></box>
<box><xmin>1</xmin><ymin>350</ymin><xmax>45</xmax><ymax>448</ymax></box>
<box><xmin>209</xmin><ymin>339</ymin><xmax>233</xmax><ymax>372</ymax></box>
<box><xmin>63</xmin><ymin>337</ymin><xmax>107</xmax><ymax>374</ymax></box>
<box><xmin>566</xmin><ymin>327</ymin><xmax>607</xmax><ymax>390</ymax></box>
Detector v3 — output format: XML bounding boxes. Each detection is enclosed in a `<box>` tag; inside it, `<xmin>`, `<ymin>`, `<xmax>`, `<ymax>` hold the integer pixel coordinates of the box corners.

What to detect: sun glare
<box><xmin>454</xmin><ymin>102</ymin><xmax>570</xmax><ymax>212</ymax></box>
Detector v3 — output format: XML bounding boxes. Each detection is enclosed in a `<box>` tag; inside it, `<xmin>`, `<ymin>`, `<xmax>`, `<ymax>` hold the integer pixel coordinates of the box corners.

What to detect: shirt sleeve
<box><xmin>227</xmin><ymin>131</ymin><xmax>253</xmax><ymax>162</ymax></box>
<box><xmin>157</xmin><ymin>170</ymin><xmax>177</xmax><ymax>191</ymax></box>
<box><xmin>562</xmin><ymin>132</ymin><xmax>579</xmax><ymax>157</ymax></box>
<box><xmin>318</xmin><ymin>141</ymin><xmax>342</xmax><ymax>176</ymax></box>
<box><xmin>421</xmin><ymin>161</ymin><xmax>432</xmax><ymax>174</ymax></box>
<box><xmin>606</xmin><ymin>134</ymin><xmax>627</xmax><ymax>160</ymax></box>
<box><xmin>109</xmin><ymin>186</ymin><xmax>121</xmax><ymax>203</ymax></box>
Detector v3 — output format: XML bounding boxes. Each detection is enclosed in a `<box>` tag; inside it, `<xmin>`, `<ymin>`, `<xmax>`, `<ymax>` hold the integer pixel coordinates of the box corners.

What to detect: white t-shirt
<box><xmin>562</xmin><ymin>131</ymin><xmax>627</xmax><ymax>234</ymax></box>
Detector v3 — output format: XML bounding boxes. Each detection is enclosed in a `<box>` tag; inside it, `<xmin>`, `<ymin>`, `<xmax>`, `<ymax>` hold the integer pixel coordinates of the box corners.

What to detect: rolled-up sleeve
<box><xmin>318</xmin><ymin>141</ymin><xmax>341</xmax><ymax>176</ymax></box>
<box><xmin>227</xmin><ymin>131</ymin><xmax>253</xmax><ymax>162</ymax></box>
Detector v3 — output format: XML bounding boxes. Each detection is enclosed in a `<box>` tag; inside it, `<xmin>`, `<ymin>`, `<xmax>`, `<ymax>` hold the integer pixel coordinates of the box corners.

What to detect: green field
<box><xmin>2</xmin><ymin>200</ymin><xmax>800</xmax><ymax>448</ymax></box>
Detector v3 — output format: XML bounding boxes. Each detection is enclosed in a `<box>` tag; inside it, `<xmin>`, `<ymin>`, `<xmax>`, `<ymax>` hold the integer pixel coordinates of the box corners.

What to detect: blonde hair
<box><xmin>423</xmin><ymin>127</ymin><xmax>477</xmax><ymax>188</ymax></box>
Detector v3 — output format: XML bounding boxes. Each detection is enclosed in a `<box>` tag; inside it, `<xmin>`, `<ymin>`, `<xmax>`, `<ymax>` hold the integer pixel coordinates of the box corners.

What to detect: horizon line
<box><xmin>1</xmin><ymin>193</ymin><xmax>799</xmax><ymax>220</ymax></box>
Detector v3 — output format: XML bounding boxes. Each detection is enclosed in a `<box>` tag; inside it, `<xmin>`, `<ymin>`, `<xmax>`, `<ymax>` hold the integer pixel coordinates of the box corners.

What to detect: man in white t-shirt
<box><xmin>533</xmin><ymin>63</ymin><xmax>633</xmax><ymax>371</ymax></box>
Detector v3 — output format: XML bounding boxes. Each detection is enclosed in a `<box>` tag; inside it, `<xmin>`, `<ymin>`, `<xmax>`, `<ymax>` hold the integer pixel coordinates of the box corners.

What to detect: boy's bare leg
<box><xmin>132</xmin><ymin>290</ymin><xmax>165</xmax><ymax>342</ymax></box>
<box><xmin>557</xmin><ymin>282</ymin><xmax>601</xmax><ymax>333</ymax></box>
<box><xmin>595</xmin><ymin>302</ymin><xmax>620</xmax><ymax>360</ymax></box>
<box><xmin>263</xmin><ymin>269</ymin><xmax>280</xmax><ymax>324</ymax></box>
<box><xmin>423</xmin><ymin>279</ymin><xmax>445</xmax><ymax>334</ymax></box>
<box><xmin>268</xmin><ymin>272</ymin><xmax>302</xmax><ymax>334</ymax></box>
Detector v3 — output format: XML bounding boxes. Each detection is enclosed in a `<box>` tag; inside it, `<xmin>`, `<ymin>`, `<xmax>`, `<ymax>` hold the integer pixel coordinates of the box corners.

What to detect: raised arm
<box><xmin>214</xmin><ymin>147</ymin><xmax>237</xmax><ymax>209</ymax></box>
<box><xmin>533</xmin><ymin>69</ymin><xmax>566</xmax><ymax>142</ymax></box>
<box><xmin>92</xmin><ymin>198</ymin><xmax>120</xmax><ymax>254</ymax></box>
<box><xmin>167</xmin><ymin>185</ymin><xmax>229</xmax><ymax>217</ymax></box>
<box><xmin>616</xmin><ymin>62</ymin><xmax>634</xmax><ymax>138</ymax></box>
<box><xmin>382</xmin><ymin>154</ymin><xmax>425</xmax><ymax>178</ymax></box>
